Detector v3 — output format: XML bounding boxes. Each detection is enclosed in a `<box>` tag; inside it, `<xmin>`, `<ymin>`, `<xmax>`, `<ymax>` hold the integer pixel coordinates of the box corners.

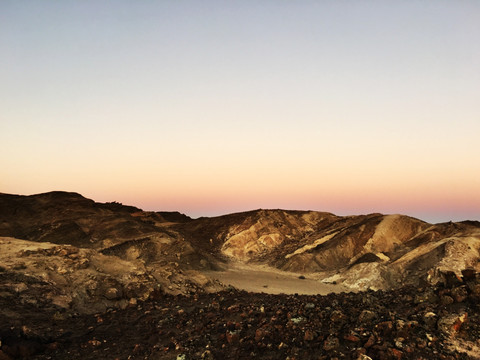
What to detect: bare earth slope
<box><xmin>2</xmin><ymin>191</ymin><xmax>480</xmax><ymax>294</ymax></box>
<box><xmin>173</xmin><ymin>208</ymin><xmax>480</xmax><ymax>291</ymax></box>
<box><xmin>1</xmin><ymin>192</ymin><xmax>480</xmax><ymax>359</ymax></box>
<box><xmin>0</xmin><ymin>192</ymin><xmax>222</xmax><ymax>307</ymax></box>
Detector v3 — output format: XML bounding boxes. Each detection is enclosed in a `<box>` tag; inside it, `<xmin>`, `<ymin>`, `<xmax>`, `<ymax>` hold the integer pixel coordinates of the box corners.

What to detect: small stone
<box><xmin>357</xmin><ymin>355</ymin><xmax>373</xmax><ymax>360</ymax></box>
<box><xmin>389</xmin><ymin>348</ymin><xmax>403</xmax><ymax>360</ymax></box>
<box><xmin>437</xmin><ymin>313</ymin><xmax>468</xmax><ymax>336</ymax></box>
<box><xmin>56</xmin><ymin>267</ymin><xmax>68</xmax><ymax>274</ymax></box>
<box><xmin>394</xmin><ymin>337</ymin><xmax>405</xmax><ymax>349</ymax></box>
<box><xmin>451</xmin><ymin>286</ymin><xmax>468</xmax><ymax>302</ymax></box>
<box><xmin>53</xmin><ymin>311</ymin><xmax>65</xmax><ymax>321</ymax></box>
<box><xmin>255</xmin><ymin>328</ymin><xmax>269</xmax><ymax>342</ymax></box>
<box><xmin>344</xmin><ymin>334</ymin><xmax>360</xmax><ymax>342</ymax></box>
<box><xmin>423</xmin><ymin>312</ymin><xmax>437</xmax><ymax>329</ymax></box>
<box><xmin>129</xmin><ymin>298</ymin><xmax>137</xmax><ymax>306</ymax></box>
<box><xmin>364</xmin><ymin>334</ymin><xmax>375</xmax><ymax>348</ymax></box>
<box><xmin>57</xmin><ymin>249</ymin><xmax>69</xmax><ymax>257</ymax></box>
<box><xmin>78</xmin><ymin>258</ymin><xmax>89</xmax><ymax>268</ymax></box>
<box><xmin>323</xmin><ymin>335</ymin><xmax>339</xmax><ymax>351</ymax></box>
<box><xmin>331</xmin><ymin>310</ymin><xmax>347</xmax><ymax>323</ymax></box>
<box><xmin>414</xmin><ymin>289</ymin><xmax>438</xmax><ymax>304</ymax></box>
<box><xmin>375</xmin><ymin>321</ymin><xmax>393</xmax><ymax>336</ymax></box>
<box><xmin>358</xmin><ymin>310</ymin><xmax>376</xmax><ymax>324</ymax></box>
<box><xmin>226</xmin><ymin>330</ymin><xmax>240</xmax><ymax>344</ymax></box>
<box><xmin>104</xmin><ymin>287</ymin><xmax>121</xmax><ymax>300</ymax></box>
<box><xmin>14</xmin><ymin>283</ymin><xmax>28</xmax><ymax>293</ymax></box>
<box><xmin>289</xmin><ymin>317</ymin><xmax>305</xmax><ymax>324</ymax></box>
<box><xmin>304</xmin><ymin>303</ymin><xmax>315</xmax><ymax>310</ymax></box>
<box><xmin>304</xmin><ymin>329</ymin><xmax>315</xmax><ymax>341</ymax></box>
<box><xmin>440</xmin><ymin>295</ymin><xmax>454</xmax><ymax>305</ymax></box>
<box><xmin>201</xmin><ymin>350</ymin><xmax>214</xmax><ymax>360</ymax></box>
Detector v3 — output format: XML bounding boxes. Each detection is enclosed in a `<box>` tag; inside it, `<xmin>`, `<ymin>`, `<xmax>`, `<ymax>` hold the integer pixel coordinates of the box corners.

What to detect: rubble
<box><xmin>0</xmin><ymin>270</ymin><xmax>479</xmax><ymax>359</ymax></box>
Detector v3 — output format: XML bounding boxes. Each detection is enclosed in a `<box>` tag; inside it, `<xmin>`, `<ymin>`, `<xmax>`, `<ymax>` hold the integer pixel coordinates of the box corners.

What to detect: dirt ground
<box><xmin>202</xmin><ymin>262</ymin><xmax>348</xmax><ymax>295</ymax></box>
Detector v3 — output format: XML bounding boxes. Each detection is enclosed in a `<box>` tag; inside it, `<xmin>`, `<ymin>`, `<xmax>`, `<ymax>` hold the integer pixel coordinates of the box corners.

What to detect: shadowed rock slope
<box><xmin>0</xmin><ymin>192</ymin><xmax>222</xmax><ymax>314</ymax></box>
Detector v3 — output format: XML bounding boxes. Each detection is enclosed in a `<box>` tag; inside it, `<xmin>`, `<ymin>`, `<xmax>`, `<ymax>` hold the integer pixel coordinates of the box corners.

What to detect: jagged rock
<box><xmin>375</xmin><ymin>321</ymin><xmax>394</xmax><ymax>336</ymax></box>
<box><xmin>304</xmin><ymin>329</ymin><xmax>315</xmax><ymax>341</ymax></box>
<box><xmin>344</xmin><ymin>333</ymin><xmax>360</xmax><ymax>342</ymax></box>
<box><xmin>358</xmin><ymin>310</ymin><xmax>377</xmax><ymax>324</ymax></box>
<box><xmin>225</xmin><ymin>330</ymin><xmax>240</xmax><ymax>344</ymax></box>
<box><xmin>357</xmin><ymin>355</ymin><xmax>373</xmax><ymax>360</ymax></box>
<box><xmin>423</xmin><ymin>312</ymin><xmax>437</xmax><ymax>329</ymax></box>
<box><xmin>304</xmin><ymin>302</ymin><xmax>315</xmax><ymax>310</ymax></box>
<box><xmin>330</xmin><ymin>309</ymin><xmax>347</xmax><ymax>324</ymax></box>
<box><xmin>201</xmin><ymin>350</ymin><xmax>214</xmax><ymax>359</ymax></box>
<box><xmin>451</xmin><ymin>286</ymin><xmax>468</xmax><ymax>302</ymax></box>
<box><xmin>414</xmin><ymin>288</ymin><xmax>438</xmax><ymax>304</ymax></box>
<box><xmin>440</xmin><ymin>295</ymin><xmax>454</xmax><ymax>305</ymax></box>
<box><xmin>437</xmin><ymin>313</ymin><xmax>468</xmax><ymax>337</ymax></box>
<box><xmin>364</xmin><ymin>334</ymin><xmax>376</xmax><ymax>348</ymax></box>
<box><xmin>104</xmin><ymin>287</ymin><xmax>121</xmax><ymax>300</ymax></box>
<box><xmin>323</xmin><ymin>335</ymin><xmax>340</xmax><ymax>351</ymax></box>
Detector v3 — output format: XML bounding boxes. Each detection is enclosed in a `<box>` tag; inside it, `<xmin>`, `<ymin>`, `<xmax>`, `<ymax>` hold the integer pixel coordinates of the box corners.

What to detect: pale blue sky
<box><xmin>1</xmin><ymin>1</ymin><xmax>479</xmax><ymax>222</ymax></box>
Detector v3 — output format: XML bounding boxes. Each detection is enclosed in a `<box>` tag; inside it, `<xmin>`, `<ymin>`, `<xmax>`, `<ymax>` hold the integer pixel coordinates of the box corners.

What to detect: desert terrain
<box><xmin>0</xmin><ymin>191</ymin><xmax>479</xmax><ymax>359</ymax></box>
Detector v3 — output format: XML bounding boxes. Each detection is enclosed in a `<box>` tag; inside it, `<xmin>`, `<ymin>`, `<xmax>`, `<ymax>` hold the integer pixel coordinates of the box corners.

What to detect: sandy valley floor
<box><xmin>203</xmin><ymin>262</ymin><xmax>348</xmax><ymax>295</ymax></box>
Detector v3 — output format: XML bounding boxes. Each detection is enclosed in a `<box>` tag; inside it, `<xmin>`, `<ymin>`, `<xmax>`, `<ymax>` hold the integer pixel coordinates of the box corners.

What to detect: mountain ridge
<box><xmin>1</xmin><ymin>191</ymin><xmax>479</xmax><ymax>297</ymax></box>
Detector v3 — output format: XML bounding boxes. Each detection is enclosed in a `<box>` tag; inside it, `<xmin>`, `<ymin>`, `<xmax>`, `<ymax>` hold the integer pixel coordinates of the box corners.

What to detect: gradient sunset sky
<box><xmin>1</xmin><ymin>1</ymin><xmax>479</xmax><ymax>223</ymax></box>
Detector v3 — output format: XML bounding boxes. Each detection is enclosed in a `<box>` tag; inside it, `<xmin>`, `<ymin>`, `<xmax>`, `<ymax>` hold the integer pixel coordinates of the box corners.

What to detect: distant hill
<box><xmin>1</xmin><ymin>191</ymin><xmax>479</xmax><ymax>294</ymax></box>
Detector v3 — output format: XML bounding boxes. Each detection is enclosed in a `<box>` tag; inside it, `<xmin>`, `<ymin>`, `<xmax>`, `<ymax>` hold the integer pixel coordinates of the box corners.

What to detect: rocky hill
<box><xmin>1</xmin><ymin>191</ymin><xmax>480</xmax><ymax>359</ymax></box>
<box><xmin>1</xmin><ymin>191</ymin><xmax>479</xmax><ymax>297</ymax></box>
<box><xmin>174</xmin><ymin>208</ymin><xmax>480</xmax><ymax>291</ymax></box>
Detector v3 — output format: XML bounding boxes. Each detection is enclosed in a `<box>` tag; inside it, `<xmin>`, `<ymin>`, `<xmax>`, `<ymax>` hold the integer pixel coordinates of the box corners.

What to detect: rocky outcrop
<box><xmin>219</xmin><ymin>210</ymin><xmax>337</xmax><ymax>261</ymax></box>
<box><xmin>0</xmin><ymin>237</ymin><xmax>220</xmax><ymax>314</ymax></box>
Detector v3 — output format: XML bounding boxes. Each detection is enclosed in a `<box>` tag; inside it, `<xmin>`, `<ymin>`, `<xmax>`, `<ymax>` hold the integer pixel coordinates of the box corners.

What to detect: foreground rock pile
<box><xmin>1</xmin><ymin>271</ymin><xmax>479</xmax><ymax>359</ymax></box>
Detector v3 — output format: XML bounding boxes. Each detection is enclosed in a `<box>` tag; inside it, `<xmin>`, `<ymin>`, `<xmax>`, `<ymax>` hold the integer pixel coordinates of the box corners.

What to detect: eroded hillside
<box><xmin>1</xmin><ymin>191</ymin><xmax>480</xmax><ymax>359</ymax></box>
<box><xmin>1</xmin><ymin>191</ymin><xmax>480</xmax><ymax>297</ymax></box>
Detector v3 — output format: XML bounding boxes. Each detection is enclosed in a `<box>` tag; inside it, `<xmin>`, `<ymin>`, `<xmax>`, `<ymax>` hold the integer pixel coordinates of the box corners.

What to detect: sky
<box><xmin>1</xmin><ymin>1</ymin><xmax>479</xmax><ymax>223</ymax></box>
